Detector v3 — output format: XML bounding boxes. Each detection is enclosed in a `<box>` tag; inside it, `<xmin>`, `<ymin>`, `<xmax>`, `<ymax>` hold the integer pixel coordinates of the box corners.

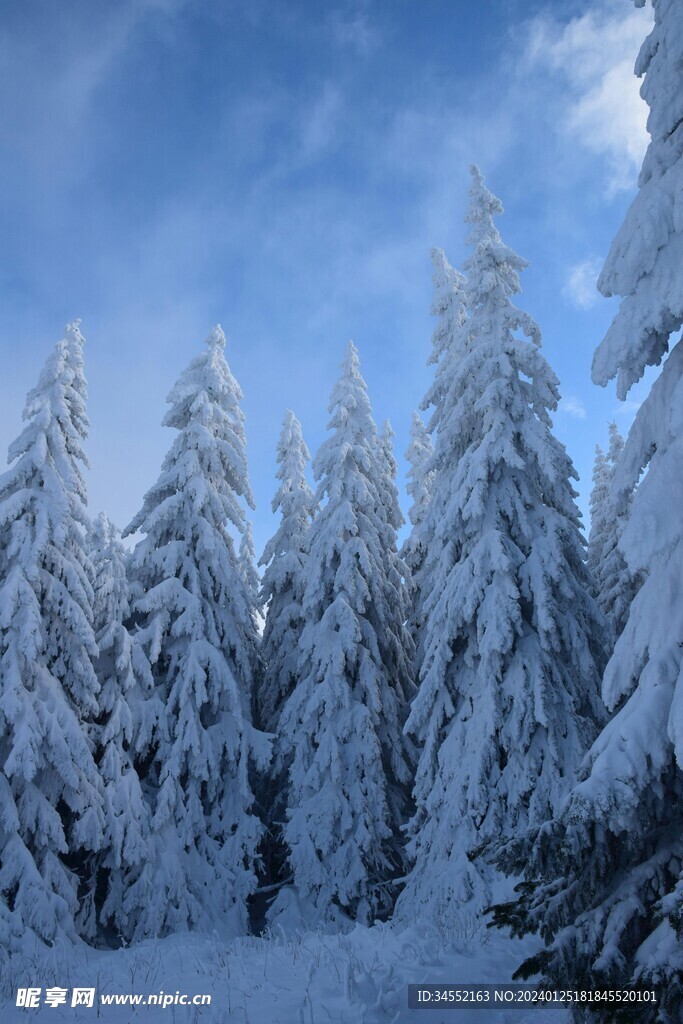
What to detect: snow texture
<box><xmin>0</xmin><ymin>924</ymin><xmax>563</xmax><ymax>1024</ymax></box>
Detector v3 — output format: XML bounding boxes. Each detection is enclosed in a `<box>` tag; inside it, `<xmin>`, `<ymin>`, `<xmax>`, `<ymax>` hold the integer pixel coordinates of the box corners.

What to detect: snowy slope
<box><xmin>0</xmin><ymin>927</ymin><xmax>568</xmax><ymax>1024</ymax></box>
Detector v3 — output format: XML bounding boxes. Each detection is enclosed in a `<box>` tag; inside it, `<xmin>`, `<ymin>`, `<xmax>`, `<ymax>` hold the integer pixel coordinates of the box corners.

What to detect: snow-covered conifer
<box><xmin>493</xmin><ymin>6</ymin><xmax>683</xmax><ymax>1017</ymax></box>
<box><xmin>238</xmin><ymin>522</ymin><xmax>260</xmax><ymax>609</ymax></box>
<box><xmin>424</xmin><ymin>247</ymin><xmax>468</xmax><ymax>422</ymax></box>
<box><xmin>274</xmin><ymin>344</ymin><xmax>414</xmax><ymax>926</ymax></box>
<box><xmin>87</xmin><ymin>513</ymin><xmax>154</xmax><ymax>943</ymax></box>
<box><xmin>587</xmin><ymin>442</ymin><xmax>610</xmax><ymax>582</ymax></box>
<box><xmin>401</xmin><ymin>411</ymin><xmax>434</xmax><ymax>579</ymax></box>
<box><xmin>588</xmin><ymin>424</ymin><xmax>639</xmax><ymax>642</ymax></box>
<box><xmin>400</xmin><ymin>411</ymin><xmax>435</xmax><ymax>645</ymax></box>
<box><xmin>374</xmin><ymin>420</ymin><xmax>417</xmax><ymax>826</ymax></box>
<box><xmin>123</xmin><ymin>325</ymin><xmax>268</xmax><ymax>940</ymax></box>
<box><xmin>397</xmin><ymin>170</ymin><xmax>605</xmax><ymax>930</ymax></box>
<box><xmin>404</xmin><ymin>249</ymin><xmax>468</xmax><ymax>662</ymax></box>
<box><xmin>255</xmin><ymin>413</ymin><xmax>315</xmax><ymax>900</ymax></box>
<box><xmin>0</xmin><ymin>322</ymin><xmax>104</xmax><ymax>949</ymax></box>
<box><xmin>238</xmin><ymin>521</ymin><xmax>262</xmax><ymax>643</ymax></box>
<box><xmin>377</xmin><ymin>420</ymin><xmax>403</xmax><ymax>533</ymax></box>
<box><xmin>601</xmin><ymin>422</ymin><xmax>640</xmax><ymax>637</ymax></box>
<box><xmin>257</xmin><ymin>411</ymin><xmax>315</xmax><ymax>734</ymax></box>
<box><xmin>374</xmin><ymin>418</ymin><xmax>416</xmax><ymax>707</ymax></box>
<box><xmin>606</xmin><ymin>419</ymin><xmax>625</xmax><ymax>469</ymax></box>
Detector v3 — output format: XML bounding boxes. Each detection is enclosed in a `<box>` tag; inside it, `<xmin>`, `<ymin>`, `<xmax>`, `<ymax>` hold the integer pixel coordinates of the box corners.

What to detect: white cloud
<box><xmin>524</xmin><ymin>0</ymin><xmax>651</xmax><ymax>194</ymax></box>
<box><xmin>563</xmin><ymin>257</ymin><xmax>603</xmax><ymax>309</ymax></box>
<box><xmin>558</xmin><ymin>395</ymin><xmax>587</xmax><ymax>419</ymax></box>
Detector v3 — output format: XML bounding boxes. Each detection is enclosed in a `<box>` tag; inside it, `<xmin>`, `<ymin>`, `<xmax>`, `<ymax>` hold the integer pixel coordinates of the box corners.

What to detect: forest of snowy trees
<box><xmin>0</xmin><ymin>1</ymin><xmax>681</xmax><ymax>1021</ymax></box>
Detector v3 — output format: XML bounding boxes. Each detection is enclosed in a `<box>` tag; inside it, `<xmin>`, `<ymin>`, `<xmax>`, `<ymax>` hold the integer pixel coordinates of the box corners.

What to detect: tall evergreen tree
<box><xmin>87</xmin><ymin>513</ymin><xmax>154</xmax><ymax>943</ymax></box>
<box><xmin>124</xmin><ymin>325</ymin><xmax>268</xmax><ymax>939</ymax></box>
<box><xmin>273</xmin><ymin>344</ymin><xmax>414</xmax><ymax>926</ymax></box>
<box><xmin>400</xmin><ymin>410</ymin><xmax>435</xmax><ymax>647</ymax></box>
<box><xmin>0</xmin><ymin>322</ymin><xmax>104</xmax><ymax>949</ymax></box>
<box><xmin>401</xmin><ymin>411</ymin><xmax>434</xmax><ymax>580</ymax></box>
<box><xmin>422</xmin><ymin>247</ymin><xmax>468</xmax><ymax>473</ymax></box>
<box><xmin>587</xmin><ymin>441</ymin><xmax>610</xmax><ymax>583</ymax></box>
<box><xmin>377</xmin><ymin>421</ymin><xmax>403</xmax><ymax>533</ymax></box>
<box><xmin>238</xmin><ymin>521</ymin><xmax>262</xmax><ymax>643</ymax></box>
<box><xmin>493</xmin><ymin>5</ymin><xmax>683</xmax><ymax>1018</ymax></box>
<box><xmin>375</xmin><ymin>419</ymin><xmax>417</xmax><ymax>825</ymax></box>
<box><xmin>408</xmin><ymin>248</ymin><xmax>468</xmax><ymax>664</ymax></box>
<box><xmin>588</xmin><ymin>423</ymin><xmax>640</xmax><ymax>642</ymax></box>
<box><xmin>396</xmin><ymin>169</ymin><xmax>605</xmax><ymax>930</ymax></box>
<box><xmin>238</xmin><ymin>522</ymin><xmax>260</xmax><ymax>610</ymax></box>
<box><xmin>256</xmin><ymin>412</ymin><xmax>315</xmax><ymax>906</ymax></box>
<box><xmin>257</xmin><ymin>411</ymin><xmax>315</xmax><ymax>735</ymax></box>
<box><xmin>375</xmin><ymin>418</ymin><xmax>416</xmax><ymax>706</ymax></box>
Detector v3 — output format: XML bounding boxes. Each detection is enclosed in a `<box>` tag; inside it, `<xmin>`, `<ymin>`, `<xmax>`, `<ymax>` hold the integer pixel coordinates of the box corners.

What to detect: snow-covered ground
<box><xmin>1</xmin><ymin>925</ymin><xmax>568</xmax><ymax>1023</ymax></box>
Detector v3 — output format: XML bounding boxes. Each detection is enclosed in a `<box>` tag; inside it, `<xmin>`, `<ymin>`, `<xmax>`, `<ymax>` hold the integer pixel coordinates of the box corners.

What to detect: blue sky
<box><xmin>0</xmin><ymin>0</ymin><xmax>653</xmax><ymax>555</ymax></box>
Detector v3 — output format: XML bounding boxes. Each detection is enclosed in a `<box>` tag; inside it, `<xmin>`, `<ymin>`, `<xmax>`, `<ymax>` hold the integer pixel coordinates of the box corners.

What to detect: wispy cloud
<box><xmin>327</xmin><ymin>4</ymin><xmax>381</xmax><ymax>56</ymax></box>
<box><xmin>0</xmin><ymin>0</ymin><xmax>188</xmax><ymax>197</ymax></box>
<box><xmin>612</xmin><ymin>399</ymin><xmax>642</xmax><ymax>420</ymax></box>
<box><xmin>523</xmin><ymin>0</ymin><xmax>651</xmax><ymax>194</ymax></box>
<box><xmin>298</xmin><ymin>83</ymin><xmax>345</xmax><ymax>163</ymax></box>
<box><xmin>563</xmin><ymin>257</ymin><xmax>603</xmax><ymax>309</ymax></box>
<box><xmin>558</xmin><ymin>395</ymin><xmax>587</xmax><ymax>420</ymax></box>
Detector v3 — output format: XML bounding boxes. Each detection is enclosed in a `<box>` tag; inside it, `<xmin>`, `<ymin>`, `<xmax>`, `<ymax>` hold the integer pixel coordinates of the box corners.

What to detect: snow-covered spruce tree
<box><xmin>255</xmin><ymin>412</ymin><xmax>315</xmax><ymax>904</ymax></box>
<box><xmin>373</xmin><ymin>420</ymin><xmax>417</xmax><ymax>837</ymax></box>
<box><xmin>599</xmin><ymin>422</ymin><xmax>640</xmax><ymax>639</ymax></box>
<box><xmin>377</xmin><ymin>420</ymin><xmax>403</xmax><ymax>534</ymax></box>
<box><xmin>493</xmin><ymin>5</ymin><xmax>683</xmax><ymax>1018</ymax></box>
<box><xmin>238</xmin><ymin>521</ymin><xmax>260</xmax><ymax>611</ymax></box>
<box><xmin>422</xmin><ymin>246</ymin><xmax>468</xmax><ymax>457</ymax></box>
<box><xmin>273</xmin><ymin>343</ymin><xmax>414</xmax><ymax>927</ymax></box>
<box><xmin>123</xmin><ymin>325</ymin><xmax>268</xmax><ymax>940</ymax></box>
<box><xmin>238</xmin><ymin>521</ymin><xmax>263</xmax><ymax>642</ymax></box>
<box><xmin>87</xmin><ymin>513</ymin><xmax>154</xmax><ymax>943</ymax></box>
<box><xmin>405</xmin><ymin>248</ymin><xmax>468</xmax><ymax>663</ymax></box>
<box><xmin>257</xmin><ymin>411</ymin><xmax>315</xmax><ymax>735</ymax></box>
<box><xmin>400</xmin><ymin>411</ymin><xmax>435</xmax><ymax>646</ymax></box>
<box><xmin>0</xmin><ymin>322</ymin><xmax>104</xmax><ymax>949</ymax></box>
<box><xmin>376</xmin><ymin>418</ymin><xmax>416</xmax><ymax>688</ymax></box>
<box><xmin>401</xmin><ymin>411</ymin><xmax>434</xmax><ymax>582</ymax></box>
<box><xmin>587</xmin><ymin>442</ymin><xmax>610</xmax><ymax>584</ymax></box>
<box><xmin>396</xmin><ymin>169</ymin><xmax>606</xmax><ymax>931</ymax></box>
